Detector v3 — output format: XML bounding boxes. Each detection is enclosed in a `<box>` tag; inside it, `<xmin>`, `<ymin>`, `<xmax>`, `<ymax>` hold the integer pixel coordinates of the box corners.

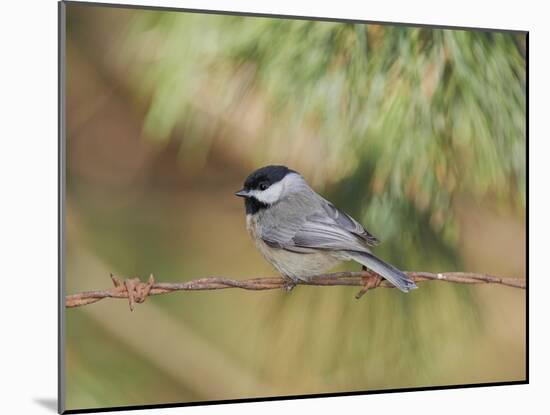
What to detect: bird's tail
<box><xmin>346</xmin><ymin>251</ymin><xmax>417</xmax><ymax>293</ymax></box>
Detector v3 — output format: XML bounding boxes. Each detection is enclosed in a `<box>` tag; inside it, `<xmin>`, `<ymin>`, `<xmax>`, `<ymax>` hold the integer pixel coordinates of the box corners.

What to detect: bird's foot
<box><xmin>282</xmin><ymin>278</ymin><xmax>297</xmax><ymax>292</ymax></box>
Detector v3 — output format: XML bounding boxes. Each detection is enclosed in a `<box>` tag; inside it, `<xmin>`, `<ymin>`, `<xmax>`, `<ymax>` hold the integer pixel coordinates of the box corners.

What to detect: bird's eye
<box><xmin>259</xmin><ymin>182</ymin><xmax>268</xmax><ymax>191</ymax></box>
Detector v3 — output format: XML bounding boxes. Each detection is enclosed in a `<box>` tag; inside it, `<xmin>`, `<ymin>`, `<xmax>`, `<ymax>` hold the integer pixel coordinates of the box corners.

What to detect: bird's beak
<box><xmin>235</xmin><ymin>188</ymin><xmax>249</xmax><ymax>198</ymax></box>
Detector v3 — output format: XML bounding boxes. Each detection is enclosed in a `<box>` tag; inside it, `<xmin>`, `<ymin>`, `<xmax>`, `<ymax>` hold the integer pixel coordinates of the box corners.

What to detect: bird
<box><xmin>234</xmin><ymin>165</ymin><xmax>417</xmax><ymax>293</ymax></box>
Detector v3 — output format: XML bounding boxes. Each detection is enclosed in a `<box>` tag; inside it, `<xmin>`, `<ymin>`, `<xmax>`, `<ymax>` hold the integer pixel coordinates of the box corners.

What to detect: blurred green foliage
<box><xmin>122</xmin><ymin>14</ymin><xmax>525</xmax><ymax>248</ymax></box>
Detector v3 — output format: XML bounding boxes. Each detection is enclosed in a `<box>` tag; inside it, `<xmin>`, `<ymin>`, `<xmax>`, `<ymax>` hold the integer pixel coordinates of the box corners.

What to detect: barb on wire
<box><xmin>65</xmin><ymin>270</ymin><xmax>526</xmax><ymax>311</ymax></box>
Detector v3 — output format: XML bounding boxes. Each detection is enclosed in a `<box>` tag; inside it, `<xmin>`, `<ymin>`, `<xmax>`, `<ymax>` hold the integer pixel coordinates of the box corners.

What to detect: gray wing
<box><xmin>291</xmin><ymin>214</ymin><xmax>369</xmax><ymax>252</ymax></box>
<box><xmin>320</xmin><ymin>199</ymin><xmax>380</xmax><ymax>246</ymax></box>
<box><xmin>259</xmin><ymin>191</ymin><xmax>377</xmax><ymax>252</ymax></box>
<box><xmin>262</xmin><ymin>212</ymin><xmax>369</xmax><ymax>253</ymax></box>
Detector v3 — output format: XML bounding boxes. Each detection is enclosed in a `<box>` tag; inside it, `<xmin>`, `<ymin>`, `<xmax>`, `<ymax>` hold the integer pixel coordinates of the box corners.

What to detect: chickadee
<box><xmin>235</xmin><ymin>165</ymin><xmax>417</xmax><ymax>293</ymax></box>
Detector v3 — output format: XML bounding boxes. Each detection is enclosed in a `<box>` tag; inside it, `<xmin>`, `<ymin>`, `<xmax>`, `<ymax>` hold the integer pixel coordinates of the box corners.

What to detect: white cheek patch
<box><xmin>249</xmin><ymin>173</ymin><xmax>302</xmax><ymax>205</ymax></box>
<box><xmin>250</xmin><ymin>180</ymin><xmax>285</xmax><ymax>204</ymax></box>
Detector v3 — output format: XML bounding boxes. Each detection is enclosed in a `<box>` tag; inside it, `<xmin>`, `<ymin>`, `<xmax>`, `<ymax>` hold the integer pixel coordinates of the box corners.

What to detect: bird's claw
<box><xmin>282</xmin><ymin>279</ymin><xmax>297</xmax><ymax>292</ymax></box>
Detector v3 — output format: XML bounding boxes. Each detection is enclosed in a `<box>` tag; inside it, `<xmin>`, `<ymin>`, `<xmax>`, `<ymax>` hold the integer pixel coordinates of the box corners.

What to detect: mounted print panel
<box><xmin>59</xmin><ymin>1</ymin><xmax>527</xmax><ymax>413</ymax></box>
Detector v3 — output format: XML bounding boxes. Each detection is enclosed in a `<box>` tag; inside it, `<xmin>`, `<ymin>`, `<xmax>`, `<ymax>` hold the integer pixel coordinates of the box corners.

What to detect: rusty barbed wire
<box><xmin>65</xmin><ymin>271</ymin><xmax>526</xmax><ymax>311</ymax></box>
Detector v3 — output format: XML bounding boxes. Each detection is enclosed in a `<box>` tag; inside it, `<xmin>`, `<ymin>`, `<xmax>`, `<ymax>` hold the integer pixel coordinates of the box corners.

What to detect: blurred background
<box><xmin>64</xmin><ymin>3</ymin><xmax>526</xmax><ymax>411</ymax></box>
